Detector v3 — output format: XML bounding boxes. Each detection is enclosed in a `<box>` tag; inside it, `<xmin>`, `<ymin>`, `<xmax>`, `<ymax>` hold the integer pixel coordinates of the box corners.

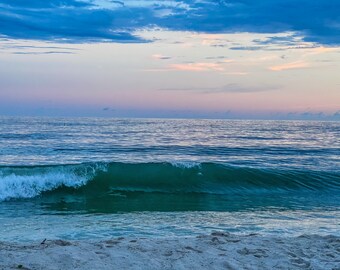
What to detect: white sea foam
<box><xmin>0</xmin><ymin>171</ymin><xmax>86</xmax><ymax>201</ymax></box>
<box><xmin>0</xmin><ymin>163</ymin><xmax>107</xmax><ymax>201</ymax></box>
<box><xmin>170</xmin><ymin>161</ymin><xmax>201</xmax><ymax>169</ymax></box>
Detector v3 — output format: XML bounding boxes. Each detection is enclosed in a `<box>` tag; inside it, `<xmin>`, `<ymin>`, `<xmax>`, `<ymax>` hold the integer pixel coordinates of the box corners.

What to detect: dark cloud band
<box><xmin>0</xmin><ymin>0</ymin><xmax>339</xmax><ymax>44</ymax></box>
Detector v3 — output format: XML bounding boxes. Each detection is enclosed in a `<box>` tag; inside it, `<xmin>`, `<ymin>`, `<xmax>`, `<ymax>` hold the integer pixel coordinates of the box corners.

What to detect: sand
<box><xmin>0</xmin><ymin>232</ymin><xmax>339</xmax><ymax>270</ymax></box>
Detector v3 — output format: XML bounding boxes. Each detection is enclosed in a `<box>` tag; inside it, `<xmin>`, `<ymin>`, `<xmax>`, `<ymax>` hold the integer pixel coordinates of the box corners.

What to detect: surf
<box><xmin>0</xmin><ymin>162</ymin><xmax>339</xmax><ymax>202</ymax></box>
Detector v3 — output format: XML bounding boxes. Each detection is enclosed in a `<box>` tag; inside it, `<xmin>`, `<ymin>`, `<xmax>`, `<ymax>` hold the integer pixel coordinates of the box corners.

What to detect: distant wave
<box><xmin>0</xmin><ymin>162</ymin><xmax>339</xmax><ymax>201</ymax></box>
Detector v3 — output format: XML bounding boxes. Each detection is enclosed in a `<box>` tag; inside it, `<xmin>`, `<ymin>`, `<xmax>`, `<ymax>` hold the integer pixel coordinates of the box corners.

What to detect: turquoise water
<box><xmin>0</xmin><ymin>117</ymin><xmax>339</xmax><ymax>241</ymax></box>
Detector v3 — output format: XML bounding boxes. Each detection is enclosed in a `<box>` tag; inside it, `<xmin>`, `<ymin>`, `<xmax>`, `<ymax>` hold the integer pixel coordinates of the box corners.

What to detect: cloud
<box><xmin>0</xmin><ymin>0</ymin><xmax>339</xmax><ymax>45</ymax></box>
<box><xmin>0</xmin><ymin>1</ymin><xmax>150</xmax><ymax>43</ymax></box>
<box><xmin>12</xmin><ymin>51</ymin><xmax>75</xmax><ymax>55</ymax></box>
<box><xmin>0</xmin><ymin>41</ymin><xmax>80</xmax><ymax>54</ymax></box>
<box><xmin>284</xmin><ymin>111</ymin><xmax>340</xmax><ymax>120</ymax></box>
<box><xmin>253</xmin><ymin>35</ymin><xmax>300</xmax><ymax>46</ymax></box>
<box><xmin>333</xmin><ymin>111</ymin><xmax>340</xmax><ymax>117</ymax></box>
<box><xmin>152</xmin><ymin>54</ymin><xmax>172</xmax><ymax>60</ymax></box>
<box><xmin>102</xmin><ymin>107</ymin><xmax>115</xmax><ymax>111</ymax></box>
<box><xmin>205</xmin><ymin>56</ymin><xmax>227</xmax><ymax>60</ymax></box>
<box><xmin>1</xmin><ymin>44</ymin><xmax>79</xmax><ymax>50</ymax></box>
<box><xmin>269</xmin><ymin>61</ymin><xmax>310</xmax><ymax>71</ymax></box>
<box><xmin>229</xmin><ymin>46</ymin><xmax>266</xmax><ymax>51</ymax></box>
<box><xmin>160</xmin><ymin>83</ymin><xmax>280</xmax><ymax>93</ymax></box>
<box><xmin>161</xmin><ymin>0</ymin><xmax>340</xmax><ymax>45</ymax></box>
<box><xmin>0</xmin><ymin>0</ymin><xmax>91</xmax><ymax>8</ymax></box>
<box><xmin>169</xmin><ymin>62</ymin><xmax>224</xmax><ymax>72</ymax></box>
<box><xmin>302</xmin><ymin>46</ymin><xmax>339</xmax><ymax>56</ymax></box>
<box><xmin>224</xmin><ymin>72</ymin><xmax>248</xmax><ymax>76</ymax></box>
<box><xmin>229</xmin><ymin>45</ymin><xmax>290</xmax><ymax>51</ymax></box>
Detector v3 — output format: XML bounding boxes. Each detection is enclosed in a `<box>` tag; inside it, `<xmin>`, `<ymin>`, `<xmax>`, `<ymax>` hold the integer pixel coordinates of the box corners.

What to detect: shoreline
<box><xmin>1</xmin><ymin>233</ymin><xmax>338</xmax><ymax>270</ymax></box>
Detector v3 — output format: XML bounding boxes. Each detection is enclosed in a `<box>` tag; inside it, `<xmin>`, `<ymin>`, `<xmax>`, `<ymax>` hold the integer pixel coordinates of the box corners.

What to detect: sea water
<box><xmin>0</xmin><ymin>117</ymin><xmax>339</xmax><ymax>242</ymax></box>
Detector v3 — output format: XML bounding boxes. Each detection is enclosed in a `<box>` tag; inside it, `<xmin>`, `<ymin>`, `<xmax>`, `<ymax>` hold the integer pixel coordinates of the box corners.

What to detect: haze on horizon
<box><xmin>0</xmin><ymin>0</ymin><xmax>339</xmax><ymax>120</ymax></box>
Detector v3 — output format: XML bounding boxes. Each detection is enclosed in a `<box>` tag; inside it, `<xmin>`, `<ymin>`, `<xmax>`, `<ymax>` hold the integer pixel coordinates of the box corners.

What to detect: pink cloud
<box><xmin>170</xmin><ymin>62</ymin><xmax>224</xmax><ymax>71</ymax></box>
<box><xmin>269</xmin><ymin>61</ymin><xmax>309</xmax><ymax>71</ymax></box>
<box><xmin>152</xmin><ymin>54</ymin><xmax>172</xmax><ymax>60</ymax></box>
<box><xmin>224</xmin><ymin>72</ymin><xmax>248</xmax><ymax>76</ymax></box>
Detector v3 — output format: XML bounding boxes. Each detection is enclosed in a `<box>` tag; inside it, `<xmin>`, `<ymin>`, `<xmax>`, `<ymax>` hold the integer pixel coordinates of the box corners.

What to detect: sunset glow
<box><xmin>0</xmin><ymin>1</ymin><xmax>339</xmax><ymax>119</ymax></box>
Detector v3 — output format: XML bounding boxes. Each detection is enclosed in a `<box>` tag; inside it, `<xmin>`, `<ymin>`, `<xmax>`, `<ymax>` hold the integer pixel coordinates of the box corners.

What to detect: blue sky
<box><xmin>0</xmin><ymin>0</ymin><xmax>339</xmax><ymax>119</ymax></box>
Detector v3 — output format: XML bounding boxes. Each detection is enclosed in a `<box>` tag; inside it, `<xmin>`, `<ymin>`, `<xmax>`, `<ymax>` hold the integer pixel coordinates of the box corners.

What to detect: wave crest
<box><xmin>0</xmin><ymin>162</ymin><xmax>339</xmax><ymax>201</ymax></box>
<box><xmin>0</xmin><ymin>163</ymin><xmax>107</xmax><ymax>201</ymax></box>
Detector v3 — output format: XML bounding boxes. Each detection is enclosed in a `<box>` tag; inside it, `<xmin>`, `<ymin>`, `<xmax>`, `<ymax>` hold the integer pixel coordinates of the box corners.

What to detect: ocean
<box><xmin>0</xmin><ymin>117</ymin><xmax>339</xmax><ymax>242</ymax></box>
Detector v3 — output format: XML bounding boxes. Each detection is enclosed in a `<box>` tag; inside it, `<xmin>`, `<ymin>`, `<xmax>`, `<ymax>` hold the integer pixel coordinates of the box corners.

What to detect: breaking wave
<box><xmin>0</xmin><ymin>162</ymin><xmax>339</xmax><ymax>201</ymax></box>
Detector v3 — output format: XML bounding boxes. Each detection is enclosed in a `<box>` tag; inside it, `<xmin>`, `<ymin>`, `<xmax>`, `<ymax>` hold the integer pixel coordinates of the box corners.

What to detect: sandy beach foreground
<box><xmin>0</xmin><ymin>232</ymin><xmax>339</xmax><ymax>270</ymax></box>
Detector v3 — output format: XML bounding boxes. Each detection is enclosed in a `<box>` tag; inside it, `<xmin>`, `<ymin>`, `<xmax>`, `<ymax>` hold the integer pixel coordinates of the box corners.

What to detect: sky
<box><xmin>0</xmin><ymin>0</ymin><xmax>339</xmax><ymax>120</ymax></box>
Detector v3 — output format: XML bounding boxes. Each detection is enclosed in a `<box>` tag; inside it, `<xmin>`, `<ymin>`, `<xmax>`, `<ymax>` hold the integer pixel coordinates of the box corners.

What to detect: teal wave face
<box><xmin>73</xmin><ymin>162</ymin><xmax>340</xmax><ymax>194</ymax></box>
<box><xmin>1</xmin><ymin>162</ymin><xmax>339</xmax><ymax>213</ymax></box>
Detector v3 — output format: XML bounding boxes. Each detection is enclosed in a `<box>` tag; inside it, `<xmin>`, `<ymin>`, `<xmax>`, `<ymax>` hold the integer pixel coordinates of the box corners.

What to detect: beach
<box><xmin>1</xmin><ymin>0</ymin><xmax>340</xmax><ymax>268</ymax></box>
<box><xmin>1</xmin><ymin>232</ymin><xmax>339</xmax><ymax>270</ymax></box>
<box><xmin>0</xmin><ymin>118</ymin><xmax>339</xmax><ymax>269</ymax></box>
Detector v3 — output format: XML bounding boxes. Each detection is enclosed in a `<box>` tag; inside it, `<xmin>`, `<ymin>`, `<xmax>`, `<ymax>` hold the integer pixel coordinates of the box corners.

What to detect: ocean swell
<box><xmin>0</xmin><ymin>162</ymin><xmax>339</xmax><ymax>201</ymax></box>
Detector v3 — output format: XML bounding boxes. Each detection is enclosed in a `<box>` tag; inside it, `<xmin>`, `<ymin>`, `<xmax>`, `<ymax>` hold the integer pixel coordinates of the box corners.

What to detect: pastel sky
<box><xmin>0</xmin><ymin>0</ymin><xmax>339</xmax><ymax>119</ymax></box>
